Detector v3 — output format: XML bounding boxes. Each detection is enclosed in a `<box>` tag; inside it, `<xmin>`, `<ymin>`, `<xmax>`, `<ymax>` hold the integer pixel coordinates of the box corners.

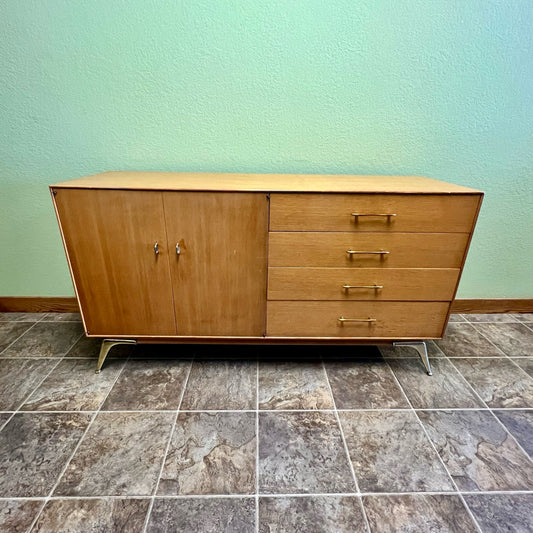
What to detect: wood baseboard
<box><xmin>0</xmin><ymin>297</ymin><xmax>79</xmax><ymax>313</ymax></box>
<box><xmin>0</xmin><ymin>296</ymin><xmax>532</xmax><ymax>315</ymax></box>
<box><xmin>450</xmin><ymin>299</ymin><xmax>533</xmax><ymax>314</ymax></box>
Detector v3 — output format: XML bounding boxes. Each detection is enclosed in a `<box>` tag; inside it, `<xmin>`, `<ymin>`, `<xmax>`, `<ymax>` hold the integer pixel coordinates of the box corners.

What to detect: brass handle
<box><xmin>338</xmin><ymin>317</ymin><xmax>376</xmax><ymax>323</ymax></box>
<box><xmin>154</xmin><ymin>242</ymin><xmax>159</xmax><ymax>256</ymax></box>
<box><xmin>346</xmin><ymin>250</ymin><xmax>390</xmax><ymax>255</ymax></box>
<box><xmin>351</xmin><ymin>213</ymin><xmax>396</xmax><ymax>218</ymax></box>
<box><xmin>342</xmin><ymin>284</ymin><xmax>383</xmax><ymax>290</ymax></box>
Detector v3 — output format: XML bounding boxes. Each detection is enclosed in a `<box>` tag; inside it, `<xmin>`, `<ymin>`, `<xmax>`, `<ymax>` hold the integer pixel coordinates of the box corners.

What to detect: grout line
<box><xmin>445</xmin><ymin>359</ymin><xmax>533</xmax><ymax>465</ymax></box>
<box><xmin>1</xmin><ymin>489</ymin><xmax>533</xmax><ymax>503</ymax></box>
<box><xmin>7</xmin><ymin>407</ymin><xmax>533</xmax><ymax>414</ymax></box>
<box><xmin>61</xmin><ymin>331</ymin><xmax>86</xmax><ymax>358</ymax></box>
<box><xmin>0</xmin><ymin>321</ymin><xmax>41</xmax><ymax>356</ymax></box>
<box><xmin>468</xmin><ymin>323</ymin><xmax>510</xmax><ymax>358</ymax></box>
<box><xmin>23</xmin><ymin>499</ymin><xmax>48</xmax><ymax>533</ymax></box>
<box><xmin>505</xmin><ymin>358</ymin><xmax>533</xmax><ymax>382</ymax></box>
<box><xmin>93</xmin><ymin>357</ymin><xmax>130</xmax><ymax>410</ymax></box>
<box><xmin>13</xmin><ymin>358</ymin><xmax>64</xmax><ymax>412</ymax></box>
<box><xmin>0</xmin><ymin>411</ymin><xmax>16</xmax><ymax>432</ymax></box>
<box><xmin>142</xmin><ymin>357</ymin><xmax>194</xmax><ymax>533</ymax></box>
<box><xmin>384</xmin><ymin>358</ymin><xmax>483</xmax><ymax>533</ymax></box>
<box><xmin>25</xmin><ymin>350</ymin><xmax>134</xmax><ymax>532</ymax></box>
<box><xmin>320</xmin><ymin>358</ymin><xmax>372</xmax><ymax>533</ymax></box>
<box><xmin>24</xmin><ymin>411</ymin><xmax>99</xmax><ymax>531</ymax></box>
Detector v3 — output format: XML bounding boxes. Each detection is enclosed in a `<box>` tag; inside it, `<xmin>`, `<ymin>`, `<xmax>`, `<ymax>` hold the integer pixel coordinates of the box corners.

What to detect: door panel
<box><xmin>54</xmin><ymin>189</ymin><xmax>176</xmax><ymax>336</ymax></box>
<box><xmin>164</xmin><ymin>192</ymin><xmax>268</xmax><ymax>336</ymax></box>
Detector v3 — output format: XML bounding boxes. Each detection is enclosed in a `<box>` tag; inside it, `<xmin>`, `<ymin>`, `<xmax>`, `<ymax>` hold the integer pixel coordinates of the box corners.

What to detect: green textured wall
<box><xmin>1</xmin><ymin>0</ymin><xmax>532</xmax><ymax>297</ymax></box>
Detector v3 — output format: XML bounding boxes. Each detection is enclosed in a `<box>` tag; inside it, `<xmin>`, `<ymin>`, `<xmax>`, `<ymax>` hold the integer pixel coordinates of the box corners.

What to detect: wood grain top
<box><xmin>51</xmin><ymin>171</ymin><xmax>482</xmax><ymax>194</ymax></box>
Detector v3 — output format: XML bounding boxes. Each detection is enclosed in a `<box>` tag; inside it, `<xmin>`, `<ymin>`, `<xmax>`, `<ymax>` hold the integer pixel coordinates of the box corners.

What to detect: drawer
<box><xmin>268</xmin><ymin>232</ymin><xmax>469</xmax><ymax>268</ymax></box>
<box><xmin>268</xmin><ymin>268</ymin><xmax>460</xmax><ymax>301</ymax></box>
<box><xmin>266</xmin><ymin>301</ymin><xmax>449</xmax><ymax>338</ymax></box>
<box><xmin>269</xmin><ymin>193</ymin><xmax>479</xmax><ymax>232</ymax></box>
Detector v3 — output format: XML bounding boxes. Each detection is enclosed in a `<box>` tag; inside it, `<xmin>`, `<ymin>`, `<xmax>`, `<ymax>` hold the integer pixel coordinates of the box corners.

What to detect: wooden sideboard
<box><xmin>50</xmin><ymin>172</ymin><xmax>483</xmax><ymax>374</ymax></box>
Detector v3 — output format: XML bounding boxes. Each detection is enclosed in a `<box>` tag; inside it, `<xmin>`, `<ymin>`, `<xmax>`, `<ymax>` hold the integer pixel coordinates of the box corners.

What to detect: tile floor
<box><xmin>0</xmin><ymin>312</ymin><xmax>532</xmax><ymax>532</ymax></box>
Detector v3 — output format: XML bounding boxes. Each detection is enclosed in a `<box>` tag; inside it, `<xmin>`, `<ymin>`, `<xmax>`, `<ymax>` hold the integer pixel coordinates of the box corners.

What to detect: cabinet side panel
<box><xmin>53</xmin><ymin>188</ymin><xmax>176</xmax><ymax>336</ymax></box>
<box><xmin>164</xmin><ymin>192</ymin><xmax>268</xmax><ymax>336</ymax></box>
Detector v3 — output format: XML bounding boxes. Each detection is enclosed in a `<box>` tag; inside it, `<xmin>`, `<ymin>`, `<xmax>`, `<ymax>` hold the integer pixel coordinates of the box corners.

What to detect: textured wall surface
<box><xmin>1</xmin><ymin>0</ymin><xmax>532</xmax><ymax>297</ymax></box>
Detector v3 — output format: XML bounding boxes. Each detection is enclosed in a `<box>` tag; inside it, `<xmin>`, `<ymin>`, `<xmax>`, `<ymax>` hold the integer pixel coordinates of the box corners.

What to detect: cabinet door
<box><xmin>54</xmin><ymin>189</ymin><xmax>176</xmax><ymax>336</ymax></box>
<box><xmin>164</xmin><ymin>192</ymin><xmax>268</xmax><ymax>336</ymax></box>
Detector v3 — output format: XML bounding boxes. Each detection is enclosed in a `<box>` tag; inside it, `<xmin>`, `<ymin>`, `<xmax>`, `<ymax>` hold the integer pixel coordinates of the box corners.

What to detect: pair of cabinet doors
<box><xmin>54</xmin><ymin>189</ymin><xmax>268</xmax><ymax>336</ymax></box>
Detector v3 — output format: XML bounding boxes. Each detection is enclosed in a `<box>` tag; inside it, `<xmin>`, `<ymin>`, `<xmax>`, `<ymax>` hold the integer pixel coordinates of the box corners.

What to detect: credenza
<box><xmin>50</xmin><ymin>172</ymin><xmax>483</xmax><ymax>374</ymax></box>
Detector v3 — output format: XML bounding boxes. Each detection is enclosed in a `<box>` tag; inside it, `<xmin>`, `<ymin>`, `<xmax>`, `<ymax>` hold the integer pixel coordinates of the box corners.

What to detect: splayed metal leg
<box><xmin>393</xmin><ymin>341</ymin><xmax>432</xmax><ymax>375</ymax></box>
<box><xmin>96</xmin><ymin>339</ymin><xmax>136</xmax><ymax>373</ymax></box>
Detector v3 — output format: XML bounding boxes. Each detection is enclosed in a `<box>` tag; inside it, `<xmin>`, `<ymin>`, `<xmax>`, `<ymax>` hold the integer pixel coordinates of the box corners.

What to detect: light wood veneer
<box><xmin>50</xmin><ymin>172</ymin><xmax>483</xmax><ymax>342</ymax></box>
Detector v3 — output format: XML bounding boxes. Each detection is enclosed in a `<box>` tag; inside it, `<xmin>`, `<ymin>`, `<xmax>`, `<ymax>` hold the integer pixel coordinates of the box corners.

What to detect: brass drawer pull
<box><xmin>338</xmin><ymin>317</ymin><xmax>376</xmax><ymax>323</ymax></box>
<box><xmin>342</xmin><ymin>284</ymin><xmax>383</xmax><ymax>290</ymax></box>
<box><xmin>351</xmin><ymin>212</ymin><xmax>396</xmax><ymax>218</ymax></box>
<box><xmin>346</xmin><ymin>250</ymin><xmax>390</xmax><ymax>255</ymax></box>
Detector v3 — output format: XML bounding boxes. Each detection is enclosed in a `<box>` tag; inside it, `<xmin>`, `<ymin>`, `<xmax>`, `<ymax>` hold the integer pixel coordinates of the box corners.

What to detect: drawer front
<box><xmin>269</xmin><ymin>232</ymin><xmax>469</xmax><ymax>268</ymax></box>
<box><xmin>268</xmin><ymin>267</ymin><xmax>459</xmax><ymax>301</ymax></box>
<box><xmin>267</xmin><ymin>301</ymin><xmax>449</xmax><ymax>338</ymax></box>
<box><xmin>269</xmin><ymin>193</ymin><xmax>479</xmax><ymax>233</ymax></box>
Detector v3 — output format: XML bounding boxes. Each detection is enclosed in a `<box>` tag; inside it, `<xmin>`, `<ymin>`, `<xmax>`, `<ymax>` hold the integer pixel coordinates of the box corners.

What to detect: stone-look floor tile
<box><xmin>453</xmin><ymin>358</ymin><xmax>533</xmax><ymax>408</ymax></box>
<box><xmin>339</xmin><ymin>411</ymin><xmax>453</xmax><ymax>492</ymax></box>
<box><xmin>101</xmin><ymin>360</ymin><xmax>190</xmax><ymax>411</ymax></box>
<box><xmin>158</xmin><ymin>412</ymin><xmax>256</xmax><ymax>495</ymax></box>
<box><xmin>181</xmin><ymin>360</ymin><xmax>256</xmax><ymax>410</ymax></box>
<box><xmin>515</xmin><ymin>313</ymin><xmax>533</xmax><ymax>322</ymax></box>
<box><xmin>493</xmin><ymin>410</ymin><xmax>533</xmax><ymax>457</ymax></box>
<box><xmin>363</xmin><ymin>494</ymin><xmax>475</xmax><ymax>533</ymax></box>
<box><xmin>2</xmin><ymin>322</ymin><xmax>84</xmax><ymax>358</ymax></box>
<box><xmin>259</xmin><ymin>362</ymin><xmax>333</xmax><ymax>409</ymax></box>
<box><xmin>0</xmin><ymin>413</ymin><xmax>12</xmax><ymax>430</ymax></box>
<box><xmin>473</xmin><ymin>323</ymin><xmax>533</xmax><ymax>356</ymax></box>
<box><xmin>389</xmin><ymin>358</ymin><xmax>484</xmax><ymax>408</ymax></box>
<box><xmin>0</xmin><ymin>413</ymin><xmax>91</xmax><ymax>497</ymax></box>
<box><xmin>514</xmin><ymin>358</ymin><xmax>533</xmax><ymax>377</ymax></box>
<box><xmin>41</xmin><ymin>312</ymin><xmax>82</xmax><ymax>322</ymax></box>
<box><xmin>418</xmin><ymin>410</ymin><xmax>533</xmax><ymax>491</ymax></box>
<box><xmin>31</xmin><ymin>498</ymin><xmax>150</xmax><ymax>533</ymax></box>
<box><xmin>0</xmin><ymin>358</ymin><xmax>58</xmax><ymax>410</ymax></box>
<box><xmin>435</xmin><ymin>323</ymin><xmax>503</xmax><ymax>357</ymax></box>
<box><xmin>21</xmin><ymin>358</ymin><xmax>124</xmax><ymax>411</ymax></box>
<box><xmin>259</xmin><ymin>496</ymin><xmax>368</xmax><ymax>533</ymax></box>
<box><xmin>65</xmin><ymin>335</ymin><xmax>133</xmax><ymax>359</ymax></box>
<box><xmin>54</xmin><ymin>411</ymin><xmax>173</xmax><ymax>496</ymax></box>
<box><xmin>464</xmin><ymin>494</ymin><xmax>533</xmax><ymax>533</ymax></box>
<box><xmin>146</xmin><ymin>497</ymin><xmax>255</xmax><ymax>533</ymax></box>
<box><xmin>0</xmin><ymin>500</ymin><xmax>43</xmax><ymax>533</ymax></box>
<box><xmin>0</xmin><ymin>312</ymin><xmax>44</xmax><ymax>322</ymax></box>
<box><xmin>0</xmin><ymin>322</ymin><xmax>33</xmax><ymax>353</ymax></box>
<box><xmin>326</xmin><ymin>359</ymin><xmax>409</xmax><ymax>409</ymax></box>
<box><xmin>447</xmin><ymin>314</ymin><xmax>466</xmax><ymax>322</ymax></box>
<box><xmin>465</xmin><ymin>313</ymin><xmax>518</xmax><ymax>323</ymax></box>
<box><xmin>379</xmin><ymin>340</ymin><xmax>445</xmax><ymax>358</ymax></box>
<box><xmin>259</xmin><ymin>411</ymin><xmax>354</xmax><ymax>494</ymax></box>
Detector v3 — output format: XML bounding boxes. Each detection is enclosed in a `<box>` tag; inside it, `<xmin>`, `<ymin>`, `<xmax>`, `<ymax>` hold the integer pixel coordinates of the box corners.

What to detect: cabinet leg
<box><xmin>392</xmin><ymin>341</ymin><xmax>432</xmax><ymax>376</ymax></box>
<box><xmin>96</xmin><ymin>339</ymin><xmax>136</xmax><ymax>374</ymax></box>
